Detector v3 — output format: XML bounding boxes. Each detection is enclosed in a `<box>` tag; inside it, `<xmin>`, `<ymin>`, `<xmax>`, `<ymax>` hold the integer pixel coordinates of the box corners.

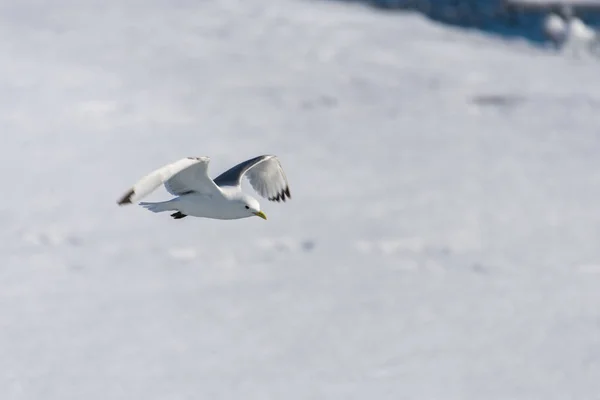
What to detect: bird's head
<box><xmin>239</xmin><ymin>195</ymin><xmax>266</xmax><ymax>220</ymax></box>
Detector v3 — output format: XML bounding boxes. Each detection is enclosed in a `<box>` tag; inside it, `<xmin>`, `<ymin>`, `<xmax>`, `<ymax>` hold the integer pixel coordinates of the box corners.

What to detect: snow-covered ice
<box><xmin>1</xmin><ymin>0</ymin><xmax>600</xmax><ymax>399</ymax></box>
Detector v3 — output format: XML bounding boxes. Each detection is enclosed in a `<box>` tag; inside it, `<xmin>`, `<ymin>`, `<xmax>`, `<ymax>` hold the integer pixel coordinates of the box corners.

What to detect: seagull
<box><xmin>117</xmin><ymin>155</ymin><xmax>291</xmax><ymax>221</ymax></box>
<box><xmin>567</xmin><ymin>16</ymin><xmax>597</xmax><ymax>45</ymax></box>
<box><xmin>544</xmin><ymin>13</ymin><xmax>567</xmax><ymax>48</ymax></box>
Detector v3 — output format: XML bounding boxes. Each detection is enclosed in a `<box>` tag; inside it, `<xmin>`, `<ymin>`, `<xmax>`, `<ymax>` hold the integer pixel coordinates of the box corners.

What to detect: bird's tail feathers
<box><xmin>139</xmin><ymin>201</ymin><xmax>177</xmax><ymax>213</ymax></box>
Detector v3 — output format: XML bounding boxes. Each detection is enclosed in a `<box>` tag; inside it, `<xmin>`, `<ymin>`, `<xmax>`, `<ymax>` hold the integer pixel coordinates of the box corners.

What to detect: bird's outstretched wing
<box><xmin>117</xmin><ymin>156</ymin><xmax>220</xmax><ymax>205</ymax></box>
<box><xmin>213</xmin><ymin>155</ymin><xmax>291</xmax><ymax>202</ymax></box>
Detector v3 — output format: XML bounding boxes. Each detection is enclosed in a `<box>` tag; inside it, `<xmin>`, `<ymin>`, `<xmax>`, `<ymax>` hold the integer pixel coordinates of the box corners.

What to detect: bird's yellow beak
<box><xmin>253</xmin><ymin>211</ymin><xmax>267</xmax><ymax>220</ymax></box>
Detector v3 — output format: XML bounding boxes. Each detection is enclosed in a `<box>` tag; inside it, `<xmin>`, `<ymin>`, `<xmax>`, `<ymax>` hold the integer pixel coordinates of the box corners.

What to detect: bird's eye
<box><xmin>245</xmin><ymin>205</ymin><xmax>249</xmax><ymax>209</ymax></box>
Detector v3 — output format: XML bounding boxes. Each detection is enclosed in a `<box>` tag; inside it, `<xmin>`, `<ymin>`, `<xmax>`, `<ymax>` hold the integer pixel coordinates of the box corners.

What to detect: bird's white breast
<box><xmin>175</xmin><ymin>193</ymin><xmax>250</xmax><ymax>220</ymax></box>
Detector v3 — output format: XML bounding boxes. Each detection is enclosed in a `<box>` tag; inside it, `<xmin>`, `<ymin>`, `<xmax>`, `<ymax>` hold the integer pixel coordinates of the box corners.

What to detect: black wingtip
<box><xmin>117</xmin><ymin>188</ymin><xmax>135</xmax><ymax>206</ymax></box>
<box><xmin>269</xmin><ymin>186</ymin><xmax>291</xmax><ymax>203</ymax></box>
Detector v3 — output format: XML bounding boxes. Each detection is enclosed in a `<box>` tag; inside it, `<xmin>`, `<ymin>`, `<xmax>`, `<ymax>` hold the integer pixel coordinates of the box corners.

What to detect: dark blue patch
<box><xmin>325</xmin><ymin>0</ymin><xmax>600</xmax><ymax>45</ymax></box>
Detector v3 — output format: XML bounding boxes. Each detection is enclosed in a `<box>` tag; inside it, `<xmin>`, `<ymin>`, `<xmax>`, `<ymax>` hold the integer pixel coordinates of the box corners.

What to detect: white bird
<box><xmin>561</xmin><ymin>15</ymin><xmax>598</xmax><ymax>57</ymax></box>
<box><xmin>567</xmin><ymin>16</ymin><xmax>597</xmax><ymax>43</ymax></box>
<box><xmin>544</xmin><ymin>13</ymin><xmax>567</xmax><ymax>47</ymax></box>
<box><xmin>117</xmin><ymin>155</ymin><xmax>291</xmax><ymax>221</ymax></box>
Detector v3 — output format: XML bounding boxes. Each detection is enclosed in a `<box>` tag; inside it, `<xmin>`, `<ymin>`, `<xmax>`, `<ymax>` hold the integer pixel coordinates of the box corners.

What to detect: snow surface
<box><xmin>2</xmin><ymin>0</ymin><xmax>600</xmax><ymax>399</ymax></box>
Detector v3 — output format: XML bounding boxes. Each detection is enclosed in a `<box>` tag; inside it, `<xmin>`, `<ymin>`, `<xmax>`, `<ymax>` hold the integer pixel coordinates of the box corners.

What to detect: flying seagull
<box><xmin>117</xmin><ymin>155</ymin><xmax>291</xmax><ymax>220</ymax></box>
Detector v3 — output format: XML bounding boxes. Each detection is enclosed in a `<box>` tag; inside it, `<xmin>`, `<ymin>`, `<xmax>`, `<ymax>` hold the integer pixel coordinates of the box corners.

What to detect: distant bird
<box><xmin>544</xmin><ymin>6</ymin><xmax>598</xmax><ymax>56</ymax></box>
<box><xmin>544</xmin><ymin>12</ymin><xmax>567</xmax><ymax>48</ymax></box>
<box><xmin>562</xmin><ymin>14</ymin><xmax>598</xmax><ymax>57</ymax></box>
<box><xmin>117</xmin><ymin>155</ymin><xmax>291</xmax><ymax>221</ymax></box>
<box><xmin>567</xmin><ymin>16</ymin><xmax>597</xmax><ymax>43</ymax></box>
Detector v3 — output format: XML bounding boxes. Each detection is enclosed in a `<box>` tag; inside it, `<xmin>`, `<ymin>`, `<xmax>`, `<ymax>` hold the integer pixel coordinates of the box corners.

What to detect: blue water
<box><xmin>329</xmin><ymin>0</ymin><xmax>600</xmax><ymax>45</ymax></box>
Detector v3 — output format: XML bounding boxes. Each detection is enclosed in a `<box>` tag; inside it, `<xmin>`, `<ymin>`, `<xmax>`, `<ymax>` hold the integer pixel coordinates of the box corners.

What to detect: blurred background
<box><xmin>1</xmin><ymin>0</ymin><xmax>599</xmax><ymax>399</ymax></box>
<box><xmin>334</xmin><ymin>0</ymin><xmax>600</xmax><ymax>49</ymax></box>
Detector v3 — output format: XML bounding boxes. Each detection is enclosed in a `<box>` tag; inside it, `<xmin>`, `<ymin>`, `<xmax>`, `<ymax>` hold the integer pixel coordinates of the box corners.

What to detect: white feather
<box><xmin>544</xmin><ymin>14</ymin><xmax>566</xmax><ymax>42</ymax></box>
<box><xmin>117</xmin><ymin>156</ymin><xmax>219</xmax><ymax>205</ymax></box>
<box><xmin>246</xmin><ymin>156</ymin><xmax>291</xmax><ymax>202</ymax></box>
